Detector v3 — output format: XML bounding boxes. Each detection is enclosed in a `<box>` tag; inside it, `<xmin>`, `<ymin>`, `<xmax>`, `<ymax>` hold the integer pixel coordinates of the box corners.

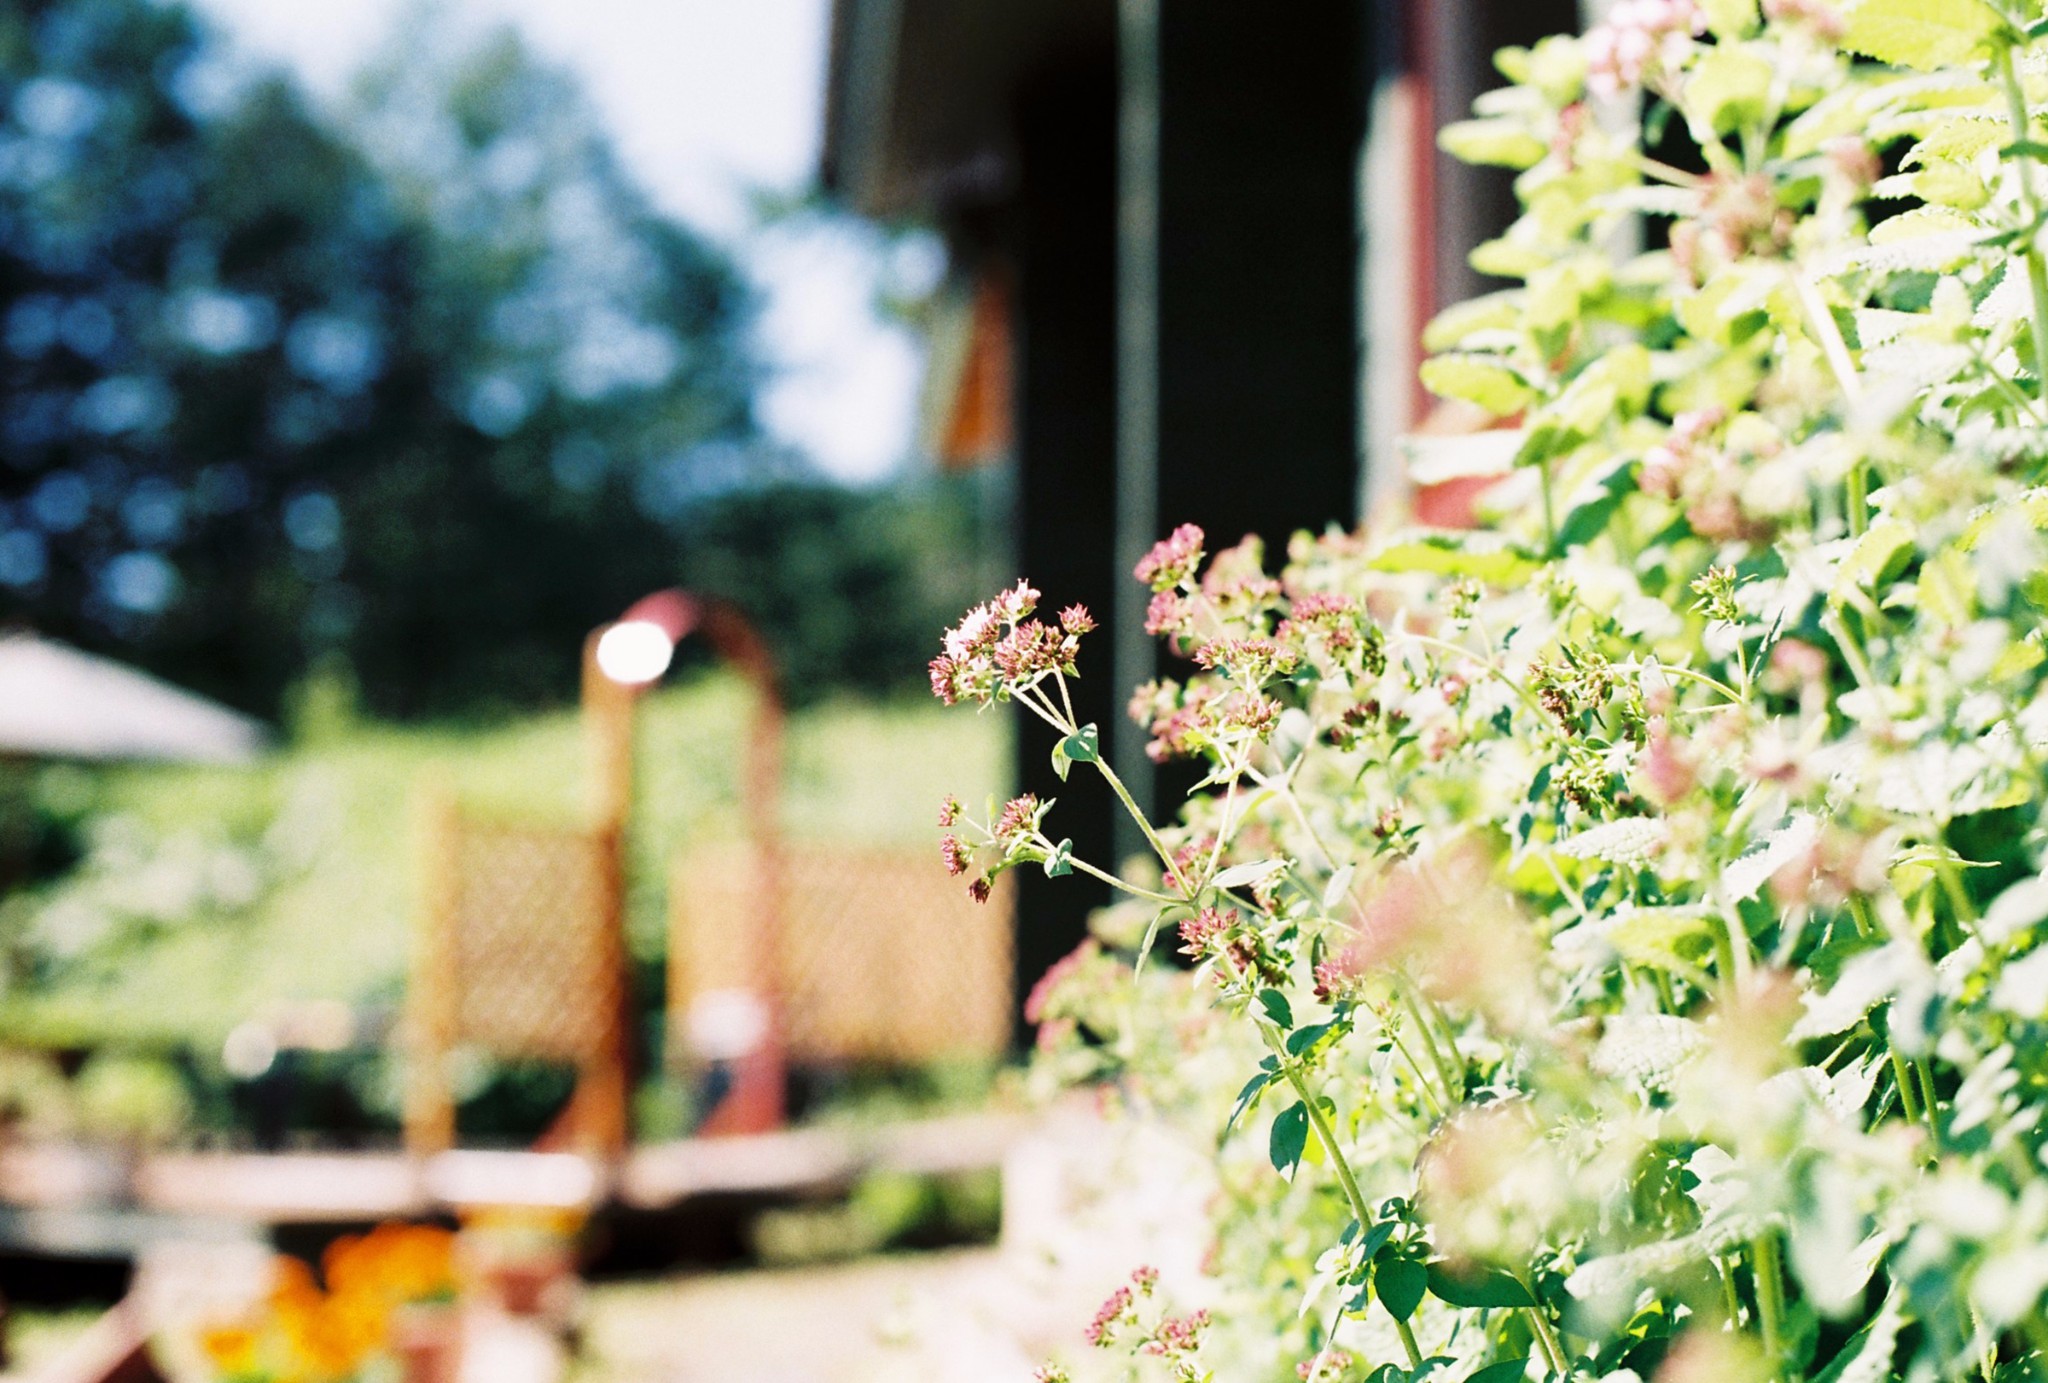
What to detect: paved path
<box><xmin>571</xmin><ymin>1250</ymin><xmax>1049</xmax><ymax>1383</ymax></box>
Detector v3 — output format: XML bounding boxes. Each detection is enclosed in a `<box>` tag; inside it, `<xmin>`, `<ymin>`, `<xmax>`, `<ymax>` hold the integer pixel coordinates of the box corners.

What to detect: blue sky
<box><xmin>188</xmin><ymin>0</ymin><xmax>924</xmax><ymax>483</ymax></box>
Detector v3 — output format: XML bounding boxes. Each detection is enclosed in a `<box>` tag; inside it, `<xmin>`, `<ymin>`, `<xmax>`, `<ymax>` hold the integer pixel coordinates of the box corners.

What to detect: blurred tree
<box><xmin>0</xmin><ymin>0</ymin><xmax>762</xmax><ymax>717</ymax></box>
<box><xmin>675</xmin><ymin>476</ymin><xmax>994</xmax><ymax>707</ymax></box>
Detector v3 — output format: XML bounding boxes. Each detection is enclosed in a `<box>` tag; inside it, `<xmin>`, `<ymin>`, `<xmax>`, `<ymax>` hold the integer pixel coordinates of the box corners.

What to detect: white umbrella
<box><xmin>0</xmin><ymin>632</ymin><xmax>267</xmax><ymax>764</ymax></box>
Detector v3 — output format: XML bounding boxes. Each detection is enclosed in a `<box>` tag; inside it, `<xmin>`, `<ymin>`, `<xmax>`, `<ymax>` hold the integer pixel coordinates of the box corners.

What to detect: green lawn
<box><xmin>0</xmin><ymin>674</ymin><xmax>1007</xmax><ymax>1054</ymax></box>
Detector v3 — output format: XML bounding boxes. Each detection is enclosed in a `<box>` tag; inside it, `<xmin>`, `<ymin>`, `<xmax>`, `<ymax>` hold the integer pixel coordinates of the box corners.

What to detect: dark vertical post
<box><xmin>1112</xmin><ymin>0</ymin><xmax>1163</xmax><ymax>856</ymax></box>
<box><xmin>1005</xmin><ymin>50</ymin><xmax>1121</xmax><ymax>1046</ymax></box>
<box><xmin>1121</xmin><ymin>5</ymin><xmax>1369</xmax><ymax>809</ymax></box>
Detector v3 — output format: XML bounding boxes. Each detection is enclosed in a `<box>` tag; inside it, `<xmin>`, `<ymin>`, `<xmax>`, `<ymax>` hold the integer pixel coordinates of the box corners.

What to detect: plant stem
<box><xmin>1752</xmin><ymin>1232</ymin><xmax>1788</xmax><ymax>1380</ymax></box>
<box><xmin>1394</xmin><ymin>1318</ymin><xmax>1425</xmax><ymax>1371</ymax></box>
<box><xmin>1524</xmin><ymin>1296</ymin><xmax>1568</xmax><ymax>1377</ymax></box>
<box><xmin>1999</xmin><ymin>44</ymin><xmax>2048</xmax><ymax>399</ymax></box>
<box><xmin>1916</xmin><ymin>1057</ymin><xmax>1942</xmax><ymax>1139</ymax></box>
<box><xmin>1396</xmin><ymin>975</ymin><xmax>1461</xmax><ymax>1109</ymax></box>
<box><xmin>1062</xmin><ymin>854</ymin><xmax>1181</xmax><ymax>907</ymax></box>
<box><xmin>1540</xmin><ymin>460</ymin><xmax>1558</xmax><ymax>551</ymax></box>
<box><xmin>1890</xmin><ymin>1046</ymin><xmax>1925</xmax><ymax>1129</ymax></box>
<box><xmin>1261</xmin><ymin>1022</ymin><xmax>1438</xmax><ymax>1372</ymax></box>
<box><xmin>1268</xmin><ymin>1029</ymin><xmax>1371</xmax><ymax>1224</ymax></box>
<box><xmin>1094</xmin><ymin>757</ymin><xmax>1194</xmax><ymax>897</ymax></box>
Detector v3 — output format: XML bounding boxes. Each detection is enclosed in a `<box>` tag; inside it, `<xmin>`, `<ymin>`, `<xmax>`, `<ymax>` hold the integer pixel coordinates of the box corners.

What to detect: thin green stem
<box><xmin>1916</xmin><ymin>1057</ymin><xmax>1942</xmax><ymax>1140</ymax></box>
<box><xmin>1263</xmin><ymin>1027</ymin><xmax>1369</xmax><ymax>1223</ymax></box>
<box><xmin>1540</xmin><ymin>461</ymin><xmax>1558</xmax><ymax>551</ymax></box>
<box><xmin>1890</xmin><ymin>1046</ymin><xmax>1925</xmax><ymax>1129</ymax></box>
<box><xmin>1522</xmin><ymin>1290</ymin><xmax>1568</xmax><ymax>1378</ymax></box>
<box><xmin>1061</xmin><ymin>854</ymin><xmax>1181</xmax><ymax>907</ymax></box>
<box><xmin>1999</xmin><ymin>45</ymin><xmax>2048</xmax><ymax>398</ymax></box>
<box><xmin>1396</xmin><ymin>975</ymin><xmax>1461</xmax><ymax>1109</ymax></box>
<box><xmin>1753</xmin><ymin>1232</ymin><xmax>1788</xmax><ymax>1380</ymax></box>
<box><xmin>1260</xmin><ymin>1021</ymin><xmax>1436</xmax><ymax>1370</ymax></box>
<box><xmin>1094</xmin><ymin>758</ymin><xmax>1194</xmax><ymax>897</ymax></box>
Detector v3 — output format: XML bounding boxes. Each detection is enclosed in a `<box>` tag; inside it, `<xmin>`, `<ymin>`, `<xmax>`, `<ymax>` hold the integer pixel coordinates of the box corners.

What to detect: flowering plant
<box><xmin>195</xmin><ymin>1224</ymin><xmax>457</xmax><ymax>1383</ymax></box>
<box><xmin>935</xmin><ymin>2</ymin><xmax>2048</xmax><ymax>1379</ymax></box>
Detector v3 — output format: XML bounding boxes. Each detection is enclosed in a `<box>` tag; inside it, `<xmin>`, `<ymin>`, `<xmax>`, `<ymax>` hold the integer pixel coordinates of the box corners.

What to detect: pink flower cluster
<box><xmin>1140</xmin><ymin>1308</ymin><xmax>1211</xmax><ymax>1359</ymax></box>
<box><xmin>1135</xmin><ymin>523</ymin><xmax>1205</xmax><ymax>591</ymax></box>
<box><xmin>1585</xmin><ymin>0</ymin><xmax>1703</xmax><ymax>97</ymax></box>
<box><xmin>1298</xmin><ymin>1349</ymin><xmax>1354</xmax><ymax>1380</ymax></box>
<box><xmin>1084</xmin><ymin>1287</ymin><xmax>1135</xmax><ymax>1347</ymax></box>
<box><xmin>930</xmin><ymin>581</ymin><xmax>1093</xmax><ymax>707</ymax></box>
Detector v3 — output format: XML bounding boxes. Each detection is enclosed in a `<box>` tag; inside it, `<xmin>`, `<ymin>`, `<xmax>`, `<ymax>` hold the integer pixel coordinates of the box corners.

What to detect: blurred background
<box><xmin>0</xmin><ymin>0</ymin><xmax>1590</xmax><ymax>1378</ymax></box>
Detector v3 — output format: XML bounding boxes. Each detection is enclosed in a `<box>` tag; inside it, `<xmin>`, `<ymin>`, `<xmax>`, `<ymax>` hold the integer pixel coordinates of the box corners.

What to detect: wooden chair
<box><xmin>404</xmin><ymin>791</ymin><xmax>631</xmax><ymax>1158</ymax></box>
<box><xmin>668</xmin><ymin>843</ymin><xmax>1012</xmax><ymax>1074</ymax></box>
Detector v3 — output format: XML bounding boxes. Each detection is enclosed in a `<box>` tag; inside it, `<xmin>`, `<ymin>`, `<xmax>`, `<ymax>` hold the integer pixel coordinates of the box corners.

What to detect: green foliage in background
<box><xmin>0</xmin><ymin>0</ymin><xmax>757</xmax><ymax>717</ymax></box>
<box><xmin>676</xmin><ymin>476</ymin><xmax>1002</xmax><ymax>708</ymax></box>
<box><xmin>0</xmin><ymin>673</ymin><xmax>1006</xmax><ymax>1064</ymax></box>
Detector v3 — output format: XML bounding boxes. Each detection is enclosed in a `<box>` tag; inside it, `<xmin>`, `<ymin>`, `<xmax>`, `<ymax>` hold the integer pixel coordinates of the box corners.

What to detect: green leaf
<box><xmin>1840</xmin><ymin>0</ymin><xmax>2006</xmax><ymax>71</ymax></box>
<box><xmin>1687</xmin><ymin>45</ymin><xmax>1774</xmax><ymax>134</ymax></box>
<box><xmin>1214</xmin><ymin>858</ymin><xmax>1287</xmax><ymax>890</ymax></box>
<box><xmin>1553</xmin><ymin>457</ymin><xmax>1638</xmax><ymax>552</ymax></box>
<box><xmin>1224</xmin><ymin>1070</ymin><xmax>1274</xmax><ymax>1137</ymax></box>
<box><xmin>1043</xmin><ymin>838</ymin><xmax>1074</xmax><ymax>878</ymax></box>
<box><xmin>1059</xmin><ymin>723</ymin><xmax>1100</xmax><ymax>765</ymax></box>
<box><xmin>1050</xmin><ymin>739</ymin><xmax>1071</xmax><ymax>782</ymax></box>
<box><xmin>1269</xmin><ymin>1100</ymin><xmax>1310</xmax><ymax>1178</ymax></box>
<box><xmin>1419</xmin><ymin>354</ymin><xmax>1537</xmax><ymax>416</ymax></box>
<box><xmin>1466</xmin><ymin>1359</ymin><xmax>1532</xmax><ymax>1383</ymax></box>
<box><xmin>1701</xmin><ymin>0</ymin><xmax>1760</xmax><ymax>37</ymax></box>
<box><xmin>1367</xmin><ymin>532</ymin><xmax>1540</xmax><ymax>585</ymax></box>
<box><xmin>1376</xmin><ymin>1257</ymin><xmax>1428</xmax><ymax>1322</ymax></box>
<box><xmin>1832</xmin><ymin>519</ymin><xmax>1915</xmax><ymax>603</ymax></box>
<box><xmin>1259</xmin><ymin>988</ymin><xmax>1294</xmax><ymax>1029</ymax></box>
<box><xmin>1438</xmin><ymin>118</ymin><xmax>1548</xmax><ymax>169</ymax></box>
<box><xmin>1809</xmin><ymin>1292</ymin><xmax>1902</xmax><ymax>1383</ymax></box>
<box><xmin>1423</xmin><ymin>291</ymin><xmax>1524</xmax><ymax>352</ymax></box>
<box><xmin>1287</xmin><ymin>1021</ymin><xmax>1336</xmax><ymax>1059</ymax></box>
<box><xmin>1426</xmin><ymin>1261</ymin><xmax>1537</xmax><ymax>1309</ymax></box>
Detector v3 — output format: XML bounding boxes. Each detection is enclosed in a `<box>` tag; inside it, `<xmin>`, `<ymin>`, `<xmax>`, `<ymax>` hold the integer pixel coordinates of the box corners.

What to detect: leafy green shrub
<box><xmin>73</xmin><ymin>1053</ymin><xmax>193</xmax><ymax>1147</ymax></box>
<box><xmin>935</xmin><ymin>2</ymin><xmax>2048</xmax><ymax>1378</ymax></box>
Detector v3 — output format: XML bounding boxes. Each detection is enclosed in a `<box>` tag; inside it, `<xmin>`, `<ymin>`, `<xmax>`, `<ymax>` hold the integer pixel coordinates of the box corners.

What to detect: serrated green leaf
<box><xmin>1420</xmin><ymin>354</ymin><xmax>1537</xmax><ymax>416</ymax></box>
<box><xmin>1269</xmin><ymin>1101</ymin><xmax>1309</xmax><ymax>1177</ymax></box>
<box><xmin>1376</xmin><ymin>1257</ymin><xmax>1428</xmax><ymax>1322</ymax></box>
<box><xmin>1840</xmin><ymin>0</ymin><xmax>2006</xmax><ymax>70</ymax></box>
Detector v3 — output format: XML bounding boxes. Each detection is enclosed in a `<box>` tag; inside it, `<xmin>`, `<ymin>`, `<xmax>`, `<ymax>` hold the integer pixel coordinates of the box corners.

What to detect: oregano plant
<box><xmin>935</xmin><ymin>0</ymin><xmax>2048</xmax><ymax>1379</ymax></box>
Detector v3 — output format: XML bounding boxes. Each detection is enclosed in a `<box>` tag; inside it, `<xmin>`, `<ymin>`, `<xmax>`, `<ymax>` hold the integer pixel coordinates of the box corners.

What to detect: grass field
<box><xmin>1</xmin><ymin>674</ymin><xmax>1009</xmax><ymax>1053</ymax></box>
